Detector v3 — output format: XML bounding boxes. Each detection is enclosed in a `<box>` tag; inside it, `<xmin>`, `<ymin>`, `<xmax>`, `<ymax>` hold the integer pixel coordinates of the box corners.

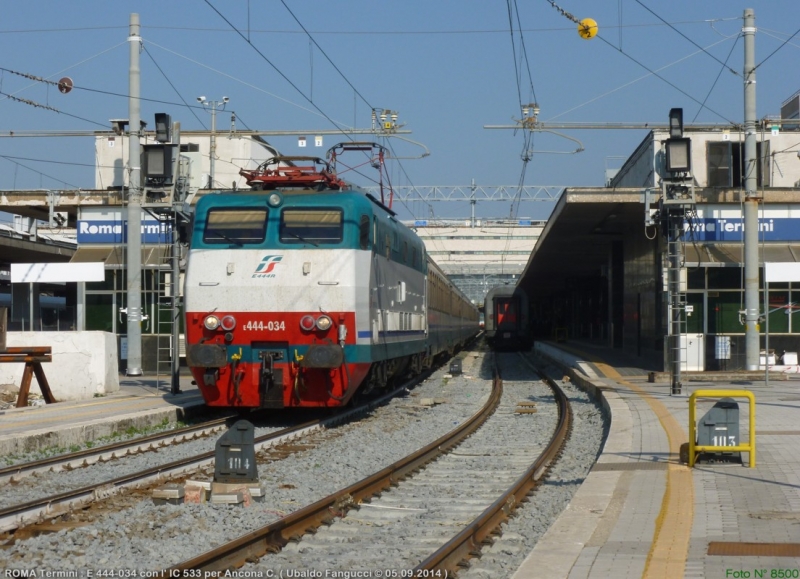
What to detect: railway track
<box><xmin>0</xmin><ymin>416</ymin><xmax>232</xmax><ymax>486</ymax></box>
<box><xmin>167</xmin><ymin>350</ymin><xmax>571</xmax><ymax>574</ymax></box>
<box><xmin>0</xmin><ymin>372</ymin><xmax>429</xmax><ymax>537</ymax></box>
<box><xmin>1</xmin><ymin>345</ymin><xmax>605</xmax><ymax>574</ymax></box>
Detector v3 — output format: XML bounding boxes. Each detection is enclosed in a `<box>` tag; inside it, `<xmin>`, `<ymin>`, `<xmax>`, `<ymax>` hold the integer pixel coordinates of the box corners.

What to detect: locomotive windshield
<box><xmin>280</xmin><ymin>208</ymin><xmax>343</xmax><ymax>245</ymax></box>
<box><xmin>203</xmin><ymin>208</ymin><xmax>268</xmax><ymax>244</ymax></box>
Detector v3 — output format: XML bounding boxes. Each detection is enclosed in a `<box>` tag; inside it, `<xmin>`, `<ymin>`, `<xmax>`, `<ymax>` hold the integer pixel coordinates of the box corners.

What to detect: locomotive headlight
<box><xmin>204</xmin><ymin>315</ymin><xmax>221</xmax><ymax>330</ymax></box>
<box><xmin>220</xmin><ymin>315</ymin><xmax>237</xmax><ymax>331</ymax></box>
<box><xmin>300</xmin><ymin>315</ymin><xmax>316</xmax><ymax>331</ymax></box>
<box><xmin>268</xmin><ymin>192</ymin><xmax>283</xmax><ymax>207</ymax></box>
<box><xmin>315</xmin><ymin>315</ymin><xmax>333</xmax><ymax>331</ymax></box>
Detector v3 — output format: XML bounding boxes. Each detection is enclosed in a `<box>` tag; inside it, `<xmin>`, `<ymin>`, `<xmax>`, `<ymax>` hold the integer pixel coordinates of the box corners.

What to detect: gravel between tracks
<box><xmin>0</xmin><ymin>350</ymin><xmax>494</xmax><ymax>573</ymax></box>
<box><xmin>1</xmin><ymin>349</ymin><xmax>608</xmax><ymax>578</ymax></box>
<box><xmin>459</xmin><ymin>354</ymin><xmax>607</xmax><ymax>578</ymax></box>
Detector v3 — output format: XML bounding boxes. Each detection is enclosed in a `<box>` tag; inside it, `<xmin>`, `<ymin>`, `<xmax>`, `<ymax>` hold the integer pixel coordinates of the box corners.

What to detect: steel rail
<box><xmin>0</xmin><ymin>416</ymin><xmax>232</xmax><ymax>486</ymax></box>
<box><xmin>0</xmin><ymin>374</ymin><xmax>426</xmax><ymax>535</ymax></box>
<box><xmin>415</xmin><ymin>352</ymin><xmax>573</xmax><ymax>572</ymax></box>
<box><xmin>0</xmin><ymin>419</ymin><xmax>324</xmax><ymax>534</ymax></box>
<box><xmin>165</xmin><ymin>368</ymin><xmax>503</xmax><ymax>572</ymax></box>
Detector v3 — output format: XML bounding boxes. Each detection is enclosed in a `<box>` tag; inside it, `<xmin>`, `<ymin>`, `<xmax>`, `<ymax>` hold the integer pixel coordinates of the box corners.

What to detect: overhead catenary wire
<box><xmin>272</xmin><ymin>0</ymin><xmax>445</xmax><ymax>228</ymax></box>
<box><xmin>0</xmin><ymin>154</ymin><xmax>83</xmax><ymax>189</ymax></box>
<box><xmin>633</xmin><ymin>0</ymin><xmax>742</xmax><ymax>78</ymax></box>
<box><xmin>202</xmin><ymin>0</ymin><xmax>419</xmax><ymax>207</ymax></box>
<box><xmin>544</xmin><ymin>0</ymin><xmax>736</xmax><ymax>124</ymax></box>
<box><xmin>500</xmin><ymin>0</ymin><xmax>541</xmax><ymax>276</ymax></box>
<box><xmin>144</xmin><ymin>41</ymin><xmax>347</xmax><ymax>126</ymax></box>
<box><xmin>594</xmin><ymin>34</ymin><xmax>735</xmax><ymax>124</ymax></box>
<box><xmin>0</xmin><ymin>20</ymin><xmax>747</xmax><ymax>37</ymax></box>
<box><xmin>278</xmin><ymin>0</ymin><xmax>374</xmax><ymax>112</ymax></box>
<box><xmin>142</xmin><ymin>45</ymin><xmax>206</xmax><ymax>128</ymax></box>
<box><xmin>0</xmin><ymin>65</ymin><xmax>232</xmax><ymax>119</ymax></box>
<box><xmin>0</xmin><ymin>89</ymin><xmax>108</xmax><ymax>128</ymax></box>
<box><xmin>755</xmin><ymin>25</ymin><xmax>800</xmax><ymax>70</ymax></box>
<box><xmin>690</xmin><ymin>34</ymin><xmax>741</xmax><ymax>123</ymax></box>
<box><xmin>202</xmin><ymin>1</ymin><xmax>358</xmax><ymax>137</ymax></box>
<box><xmin>546</xmin><ymin>35</ymin><xmax>735</xmax><ymax>122</ymax></box>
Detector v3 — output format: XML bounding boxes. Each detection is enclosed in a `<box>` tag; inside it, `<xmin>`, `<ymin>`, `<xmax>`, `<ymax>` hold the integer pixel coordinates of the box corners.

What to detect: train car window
<box><xmin>402</xmin><ymin>241</ymin><xmax>408</xmax><ymax>263</ymax></box>
<box><xmin>204</xmin><ymin>209</ymin><xmax>267</xmax><ymax>244</ymax></box>
<box><xmin>359</xmin><ymin>215</ymin><xmax>370</xmax><ymax>250</ymax></box>
<box><xmin>280</xmin><ymin>209</ymin><xmax>343</xmax><ymax>245</ymax></box>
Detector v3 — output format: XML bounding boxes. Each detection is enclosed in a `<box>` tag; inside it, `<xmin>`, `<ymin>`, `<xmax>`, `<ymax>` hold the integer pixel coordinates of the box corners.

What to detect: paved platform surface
<box><xmin>0</xmin><ymin>373</ymin><xmax>205</xmax><ymax>456</ymax></box>
<box><xmin>515</xmin><ymin>341</ymin><xmax>800</xmax><ymax>579</ymax></box>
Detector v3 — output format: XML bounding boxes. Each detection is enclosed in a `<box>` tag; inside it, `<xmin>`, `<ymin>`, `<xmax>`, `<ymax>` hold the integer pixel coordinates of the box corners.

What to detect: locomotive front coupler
<box><xmin>259</xmin><ymin>351</ymin><xmax>283</xmax><ymax>390</ymax></box>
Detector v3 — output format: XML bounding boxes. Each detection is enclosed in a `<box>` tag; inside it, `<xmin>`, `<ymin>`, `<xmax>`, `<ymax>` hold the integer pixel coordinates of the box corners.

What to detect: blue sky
<box><xmin>0</xmin><ymin>1</ymin><xmax>797</xmax><ymax>221</ymax></box>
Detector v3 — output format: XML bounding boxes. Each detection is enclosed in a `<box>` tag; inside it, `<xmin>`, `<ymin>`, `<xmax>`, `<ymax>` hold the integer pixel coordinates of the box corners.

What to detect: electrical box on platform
<box><xmin>696</xmin><ymin>397</ymin><xmax>742</xmax><ymax>464</ymax></box>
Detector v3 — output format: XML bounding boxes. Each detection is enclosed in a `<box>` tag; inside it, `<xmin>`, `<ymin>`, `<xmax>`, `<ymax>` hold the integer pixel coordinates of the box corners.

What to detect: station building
<box><xmin>5</xmin><ymin>96</ymin><xmax>800</xmax><ymax>375</ymax></box>
<box><xmin>0</xmin><ymin>128</ymin><xmax>279</xmax><ymax>372</ymax></box>
<box><xmin>519</xmin><ymin>94</ymin><xmax>800</xmax><ymax>371</ymax></box>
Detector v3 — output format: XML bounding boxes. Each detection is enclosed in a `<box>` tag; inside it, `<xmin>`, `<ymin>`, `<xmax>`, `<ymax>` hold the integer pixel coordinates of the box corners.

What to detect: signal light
<box><xmin>154</xmin><ymin>113</ymin><xmax>171</xmax><ymax>143</ymax></box>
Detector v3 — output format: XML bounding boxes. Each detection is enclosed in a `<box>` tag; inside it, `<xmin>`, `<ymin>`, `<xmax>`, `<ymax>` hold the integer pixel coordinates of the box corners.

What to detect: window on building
<box><xmin>707</xmin><ymin>291</ymin><xmax>744</xmax><ymax>334</ymax></box>
<box><xmin>706</xmin><ymin>141</ymin><xmax>770</xmax><ymax>188</ymax></box>
<box><xmin>707</xmin><ymin>267</ymin><xmax>742</xmax><ymax>290</ymax></box>
<box><xmin>764</xmin><ymin>290</ymin><xmax>790</xmax><ymax>333</ymax></box>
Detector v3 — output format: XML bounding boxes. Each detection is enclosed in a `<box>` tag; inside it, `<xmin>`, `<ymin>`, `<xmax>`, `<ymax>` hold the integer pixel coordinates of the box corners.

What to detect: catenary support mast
<box><xmin>743</xmin><ymin>9</ymin><xmax>760</xmax><ymax>370</ymax></box>
<box><xmin>126</xmin><ymin>13</ymin><xmax>143</xmax><ymax>376</ymax></box>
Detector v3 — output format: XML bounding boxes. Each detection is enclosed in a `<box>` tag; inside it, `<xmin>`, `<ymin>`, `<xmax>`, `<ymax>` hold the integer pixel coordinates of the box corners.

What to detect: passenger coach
<box><xmin>484</xmin><ymin>284</ymin><xmax>530</xmax><ymax>350</ymax></box>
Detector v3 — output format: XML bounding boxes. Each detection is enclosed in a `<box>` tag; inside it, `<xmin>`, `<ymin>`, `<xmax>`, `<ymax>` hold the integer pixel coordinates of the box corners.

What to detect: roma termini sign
<box><xmin>76</xmin><ymin>208</ymin><xmax>171</xmax><ymax>244</ymax></box>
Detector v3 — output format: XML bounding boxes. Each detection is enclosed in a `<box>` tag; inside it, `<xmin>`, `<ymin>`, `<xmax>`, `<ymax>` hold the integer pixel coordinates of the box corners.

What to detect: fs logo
<box><xmin>252</xmin><ymin>255</ymin><xmax>282</xmax><ymax>278</ymax></box>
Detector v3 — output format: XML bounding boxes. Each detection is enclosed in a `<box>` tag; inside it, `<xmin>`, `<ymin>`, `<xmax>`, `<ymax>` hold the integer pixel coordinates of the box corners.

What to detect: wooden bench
<box><xmin>0</xmin><ymin>346</ymin><xmax>57</xmax><ymax>407</ymax></box>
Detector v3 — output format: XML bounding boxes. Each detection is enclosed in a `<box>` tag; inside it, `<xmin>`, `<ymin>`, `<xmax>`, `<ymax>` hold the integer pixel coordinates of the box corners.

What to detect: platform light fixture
<box><xmin>197</xmin><ymin>95</ymin><xmax>230</xmax><ymax>188</ymax></box>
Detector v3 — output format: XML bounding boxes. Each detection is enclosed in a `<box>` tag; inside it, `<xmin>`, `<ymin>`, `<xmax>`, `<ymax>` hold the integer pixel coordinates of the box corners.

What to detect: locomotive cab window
<box><xmin>359</xmin><ymin>215</ymin><xmax>370</xmax><ymax>250</ymax></box>
<box><xmin>280</xmin><ymin>208</ymin><xmax>343</xmax><ymax>245</ymax></box>
<box><xmin>204</xmin><ymin>208</ymin><xmax>268</xmax><ymax>244</ymax></box>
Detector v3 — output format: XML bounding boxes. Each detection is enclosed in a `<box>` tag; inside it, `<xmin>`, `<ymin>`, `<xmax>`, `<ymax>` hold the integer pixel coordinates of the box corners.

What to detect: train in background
<box><xmin>484</xmin><ymin>284</ymin><xmax>531</xmax><ymax>350</ymax></box>
<box><xmin>184</xmin><ymin>153</ymin><xmax>479</xmax><ymax>409</ymax></box>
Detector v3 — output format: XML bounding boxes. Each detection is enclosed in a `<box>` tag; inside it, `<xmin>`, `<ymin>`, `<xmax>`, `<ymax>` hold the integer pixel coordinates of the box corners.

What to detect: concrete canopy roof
<box><xmin>516</xmin><ymin>186</ymin><xmax>800</xmax><ymax>303</ymax></box>
<box><xmin>517</xmin><ymin>187</ymin><xmax>644</xmax><ymax>301</ymax></box>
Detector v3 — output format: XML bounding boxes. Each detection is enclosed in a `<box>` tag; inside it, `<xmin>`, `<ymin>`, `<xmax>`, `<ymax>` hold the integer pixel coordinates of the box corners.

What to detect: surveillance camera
<box><xmin>223</xmin><ymin>96</ymin><xmax>229</xmax><ymax>103</ymax></box>
<box><xmin>197</xmin><ymin>96</ymin><xmax>205</xmax><ymax>103</ymax></box>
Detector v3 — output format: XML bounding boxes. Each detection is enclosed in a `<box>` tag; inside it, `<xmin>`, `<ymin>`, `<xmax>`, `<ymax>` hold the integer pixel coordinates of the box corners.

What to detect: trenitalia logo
<box><xmin>252</xmin><ymin>255</ymin><xmax>282</xmax><ymax>278</ymax></box>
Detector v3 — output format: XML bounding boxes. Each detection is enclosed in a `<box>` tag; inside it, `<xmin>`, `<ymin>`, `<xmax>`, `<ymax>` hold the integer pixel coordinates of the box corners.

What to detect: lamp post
<box><xmin>197</xmin><ymin>96</ymin><xmax>229</xmax><ymax>189</ymax></box>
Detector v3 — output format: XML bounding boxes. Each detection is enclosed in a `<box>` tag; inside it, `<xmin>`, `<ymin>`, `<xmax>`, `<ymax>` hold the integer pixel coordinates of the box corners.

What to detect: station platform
<box><xmin>0</xmin><ymin>373</ymin><xmax>205</xmax><ymax>457</ymax></box>
<box><xmin>515</xmin><ymin>340</ymin><xmax>800</xmax><ymax>578</ymax></box>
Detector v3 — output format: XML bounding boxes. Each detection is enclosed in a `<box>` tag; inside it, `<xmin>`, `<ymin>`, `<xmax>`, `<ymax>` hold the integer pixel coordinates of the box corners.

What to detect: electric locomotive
<box><xmin>484</xmin><ymin>284</ymin><xmax>530</xmax><ymax>350</ymax></box>
<box><xmin>184</xmin><ymin>155</ymin><xmax>478</xmax><ymax>408</ymax></box>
